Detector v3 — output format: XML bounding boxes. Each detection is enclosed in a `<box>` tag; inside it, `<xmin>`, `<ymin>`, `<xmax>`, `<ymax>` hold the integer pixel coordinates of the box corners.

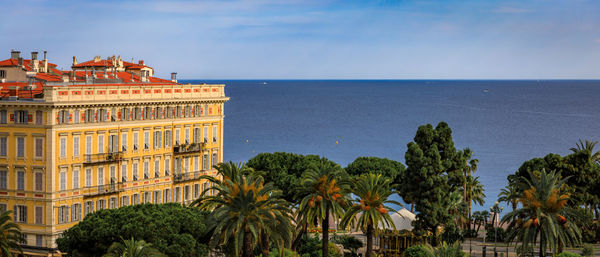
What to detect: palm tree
<box><xmin>102</xmin><ymin>237</ymin><xmax>165</xmax><ymax>257</ymax></box>
<box><xmin>0</xmin><ymin>210</ymin><xmax>24</xmax><ymax>257</ymax></box>
<box><xmin>465</xmin><ymin>176</ymin><xmax>485</xmax><ymax>230</ymax></box>
<box><xmin>296</xmin><ymin>158</ymin><xmax>349</xmax><ymax>257</ymax></box>
<box><xmin>213</xmin><ymin>161</ymin><xmax>256</xmax><ymax>181</ymax></box>
<box><xmin>570</xmin><ymin>139</ymin><xmax>600</xmax><ymax>163</ymax></box>
<box><xmin>339</xmin><ymin>173</ymin><xmax>400</xmax><ymax>257</ymax></box>
<box><xmin>446</xmin><ymin>190</ymin><xmax>468</xmax><ymax>229</ymax></box>
<box><xmin>498</xmin><ymin>184</ymin><xmax>520</xmax><ymax>212</ymax></box>
<box><xmin>472</xmin><ymin>210</ymin><xmax>489</xmax><ymax>235</ymax></box>
<box><xmin>461</xmin><ymin>148</ymin><xmax>479</xmax><ymax>229</ymax></box>
<box><xmin>192</xmin><ymin>173</ymin><xmax>293</xmax><ymax>257</ymax></box>
<box><xmin>501</xmin><ymin>170</ymin><xmax>582</xmax><ymax>257</ymax></box>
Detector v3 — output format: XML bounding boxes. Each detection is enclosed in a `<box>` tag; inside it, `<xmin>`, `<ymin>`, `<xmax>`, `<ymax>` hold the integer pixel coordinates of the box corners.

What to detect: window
<box><xmin>194</xmin><ymin>128</ymin><xmax>201</xmax><ymax>143</ymax></box>
<box><xmin>121</xmin><ymin>164</ymin><xmax>128</xmax><ymax>182</ymax></box>
<box><xmin>35</xmin><ymin>110</ymin><xmax>43</xmax><ymax>125</ymax></box>
<box><xmin>185</xmin><ymin>105</ymin><xmax>191</xmax><ymax>117</ymax></box>
<box><xmin>184</xmin><ymin>128</ymin><xmax>190</xmax><ymax>144</ymax></box>
<box><xmin>120</xmin><ymin>196</ymin><xmax>129</xmax><ymax>207</ymax></box>
<box><xmin>71</xmin><ymin>203</ymin><xmax>81</xmax><ymax>222</ymax></box>
<box><xmin>36</xmin><ymin>235</ymin><xmax>43</xmax><ymax>247</ymax></box>
<box><xmin>0</xmin><ymin>170</ymin><xmax>7</xmax><ymax>189</ymax></box>
<box><xmin>97</xmin><ymin>199</ymin><xmax>106</xmax><ymax>210</ymax></box>
<box><xmin>35</xmin><ymin>206</ymin><xmax>43</xmax><ymax>224</ymax></box>
<box><xmin>132</xmin><ymin>162</ymin><xmax>138</xmax><ymax>181</ymax></box>
<box><xmin>184</xmin><ymin>185</ymin><xmax>190</xmax><ymax>202</ymax></box>
<box><xmin>85</xmin><ymin>109</ymin><xmax>94</xmax><ymax>123</ymax></box>
<box><xmin>184</xmin><ymin>157</ymin><xmax>189</xmax><ymax>173</ymax></box>
<box><xmin>73</xmin><ymin>136</ymin><xmax>79</xmax><ymax>157</ymax></box>
<box><xmin>154</xmin><ymin>131</ymin><xmax>162</xmax><ymax>149</ymax></box>
<box><xmin>202</xmin><ymin>154</ymin><xmax>208</xmax><ymax>170</ymax></box>
<box><xmin>84</xmin><ymin>201</ymin><xmax>94</xmax><ymax>215</ymax></box>
<box><xmin>60</xmin><ymin>171</ymin><xmax>66</xmax><ymax>190</ymax></box>
<box><xmin>143</xmin><ymin>161</ymin><xmax>149</xmax><ymax>179</ymax></box>
<box><xmin>0</xmin><ymin>137</ymin><xmax>6</xmax><ymax>156</ymax></box>
<box><xmin>166</xmin><ymin>106</ymin><xmax>172</xmax><ymax>118</ymax></box>
<box><xmin>213</xmin><ymin>126</ymin><xmax>218</xmax><ymax>142</ymax></box>
<box><xmin>85</xmin><ymin>168</ymin><xmax>92</xmax><ymax>187</ymax></box>
<box><xmin>59</xmin><ymin>137</ymin><xmax>66</xmax><ymax>158</ymax></box>
<box><xmin>110</xmin><ymin>166</ymin><xmax>116</xmax><ymax>184</ymax></box>
<box><xmin>133</xmin><ymin>107</ymin><xmax>140</xmax><ymax>120</ymax></box>
<box><xmin>195</xmin><ymin>105</ymin><xmax>201</xmax><ymax>116</ymax></box>
<box><xmin>144</xmin><ymin>131</ymin><xmax>149</xmax><ymax>149</ymax></box>
<box><xmin>98</xmin><ymin>109</ymin><xmax>106</xmax><ymax>122</ymax></box>
<box><xmin>174</xmin><ymin>158</ymin><xmax>181</xmax><ymax>174</ymax></box>
<box><xmin>175</xmin><ymin>106</ymin><xmax>181</xmax><ymax>118</ymax></box>
<box><xmin>17</xmin><ymin>171</ymin><xmax>24</xmax><ymax>191</ymax></box>
<box><xmin>111</xmin><ymin>108</ymin><xmax>117</xmax><ymax>121</ymax></box>
<box><xmin>98</xmin><ymin>167</ymin><xmax>104</xmax><ymax>186</ymax></box>
<box><xmin>143</xmin><ymin>192</ymin><xmax>150</xmax><ymax>203</ymax></box>
<box><xmin>164</xmin><ymin>130</ymin><xmax>172</xmax><ymax>147</ymax></box>
<box><xmin>98</xmin><ymin>135</ymin><xmax>104</xmax><ymax>154</ymax></box>
<box><xmin>57</xmin><ymin>206</ymin><xmax>67</xmax><ymax>224</ymax></box>
<box><xmin>15</xmin><ymin>110</ymin><xmax>28</xmax><ymax>124</ymax></box>
<box><xmin>203</xmin><ymin>104</ymin><xmax>208</xmax><ymax>116</ymax></box>
<box><xmin>163</xmin><ymin>189</ymin><xmax>171</xmax><ymax>203</ymax></box>
<box><xmin>86</xmin><ymin>135</ymin><xmax>92</xmax><ymax>155</ymax></box>
<box><xmin>35</xmin><ymin>172</ymin><xmax>43</xmax><ymax>191</ymax></box>
<box><xmin>74</xmin><ymin>110</ymin><xmax>79</xmax><ymax>123</ymax></box>
<box><xmin>174</xmin><ymin>129</ymin><xmax>180</xmax><ymax>145</ymax></box>
<box><xmin>109</xmin><ymin>197</ymin><xmax>117</xmax><ymax>209</ymax></box>
<box><xmin>145</xmin><ymin>107</ymin><xmax>152</xmax><ymax>120</ymax></box>
<box><xmin>155</xmin><ymin>107</ymin><xmax>162</xmax><ymax>119</ymax></box>
<box><xmin>132</xmin><ymin>194</ymin><xmax>140</xmax><ymax>205</ymax></box>
<box><xmin>0</xmin><ymin>110</ymin><xmax>6</xmax><ymax>124</ymax></box>
<box><xmin>73</xmin><ymin>169</ymin><xmax>79</xmax><ymax>189</ymax></box>
<box><xmin>121</xmin><ymin>133</ymin><xmax>128</xmax><ymax>152</ymax></box>
<box><xmin>0</xmin><ymin>70</ymin><xmax>5</xmax><ymax>78</ymax></box>
<box><xmin>164</xmin><ymin>158</ymin><xmax>170</xmax><ymax>176</ymax></box>
<box><xmin>212</xmin><ymin>152</ymin><xmax>218</xmax><ymax>167</ymax></box>
<box><xmin>133</xmin><ymin>132</ymin><xmax>139</xmax><ymax>150</ymax></box>
<box><xmin>153</xmin><ymin>191</ymin><xmax>161</xmax><ymax>204</ymax></box>
<box><xmin>34</xmin><ymin>137</ymin><xmax>43</xmax><ymax>157</ymax></box>
<box><xmin>203</xmin><ymin>127</ymin><xmax>208</xmax><ymax>143</ymax></box>
<box><xmin>154</xmin><ymin>159</ymin><xmax>160</xmax><ymax>178</ymax></box>
<box><xmin>14</xmin><ymin>205</ymin><xmax>27</xmax><ymax>223</ymax></box>
<box><xmin>57</xmin><ymin>110</ymin><xmax>68</xmax><ymax>124</ymax></box>
<box><xmin>194</xmin><ymin>156</ymin><xmax>199</xmax><ymax>172</ymax></box>
<box><xmin>175</xmin><ymin>187</ymin><xmax>181</xmax><ymax>203</ymax></box>
<box><xmin>17</xmin><ymin>137</ymin><xmax>25</xmax><ymax>157</ymax></box>
<box><xmin>193</xmin><ymin>184</ymin><xmax>200</xmax><ymax>199</ymax></box>
<box><xmin>108</xmin><ymin>135</ymin><xmax>118</xmax><ymax>153</ymax></box>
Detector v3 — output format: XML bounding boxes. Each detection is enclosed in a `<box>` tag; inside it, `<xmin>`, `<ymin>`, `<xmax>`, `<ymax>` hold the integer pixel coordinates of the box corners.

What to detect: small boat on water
<box><xmin>262</xmin><ymin>82</ymin><xmax>268</xmax><ymax>85</ymax></box>
<box><xmin>483</xmin><ymin>89</ymin><xmax>489</xmax><ymax>93</ymax></box>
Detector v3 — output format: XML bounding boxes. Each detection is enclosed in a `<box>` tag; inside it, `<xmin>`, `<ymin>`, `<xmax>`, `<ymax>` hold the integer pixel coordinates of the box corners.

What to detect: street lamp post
<box><xmin>490</xmin><ymin>202</ymin><xmax>503</xmax><ymax>257</ymax></box>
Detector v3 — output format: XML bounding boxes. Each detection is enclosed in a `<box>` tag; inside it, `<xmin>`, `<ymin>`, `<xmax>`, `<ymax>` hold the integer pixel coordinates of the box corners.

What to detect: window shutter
<box><xmin>28</xmin><ymin>114</ymin><xmax>33</xmax><ymax>122</ymax></box>
<box><xmin>10</xmin><ymin>113</ymin><xmax>14</xmax><ymax>122</ymax></box>
<box><xmin>23</xmin><ymin>206</ymin><xmax>27</xmax><ymax>223</ymax></box>
<box><xmin>13</xmin><ymin>205</ymin><xmax>17</xmax><ymax>222</ymax></box>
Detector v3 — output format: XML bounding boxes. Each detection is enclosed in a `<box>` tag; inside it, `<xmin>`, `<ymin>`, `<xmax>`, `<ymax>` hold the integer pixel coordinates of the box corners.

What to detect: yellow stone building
<box><xmin>0</xmin><ymin>51</ymin><xmax>229</xmax><ymax>256</ymax></box>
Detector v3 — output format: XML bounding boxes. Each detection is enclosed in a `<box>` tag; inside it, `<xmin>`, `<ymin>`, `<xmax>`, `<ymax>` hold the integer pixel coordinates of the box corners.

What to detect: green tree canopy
<box><xmin>56</xmin><ymin>204</ymin><xmax>209</xmax><ymax>257</ymax></box>
<box><xmin>344</xmin><ymin>156</ymin><xmax>406</xmax><ymax>187</ymax></box>
<box><xmin>0</xmin><ymin>210</ymin><xmax>24</xmax><ymax>257</ymax></box>
<box><xmin>402</xmin><ymin>122</ymin><xmax>465</xmax><ymax>241</ymax></box>
<box><xmin>247</xmin><ymin>152</ymin><xmax>322</xmax><ymax>204</ymax></box>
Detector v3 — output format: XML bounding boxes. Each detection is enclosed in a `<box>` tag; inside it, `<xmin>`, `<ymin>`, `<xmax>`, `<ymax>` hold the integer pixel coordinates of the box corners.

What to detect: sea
<box><xmin>182</xmin><ymin>80</ymin><xmax>600</xmax><ymax>212</ymax></box>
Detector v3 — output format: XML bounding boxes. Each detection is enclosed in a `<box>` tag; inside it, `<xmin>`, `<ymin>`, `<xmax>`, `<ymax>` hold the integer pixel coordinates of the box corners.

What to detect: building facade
<box><xmin>0</xmin><ymin>51</ymin><xmax>229</xmax><ymax>256</ymax></box>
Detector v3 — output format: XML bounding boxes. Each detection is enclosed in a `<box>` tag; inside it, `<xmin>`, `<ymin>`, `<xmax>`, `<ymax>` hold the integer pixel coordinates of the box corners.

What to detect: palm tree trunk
<box><xmin>539</xmin><ymin>231</ymin><xmax>544</xmax><ymax>257</ymax></box>
<box><xmin>261</xmin><ymin>232</ymin><xmax>270</xmax><ymax>257</ymax></box>
<box><xmin>366</xmin><ymin>221</ymin><xmax>374</xmax><ymax>257</ymax></box>
<box><xmin>322</xmin><ymin>210</ymin><xmax>330</xmax><ymax>257</ymax></box>
<box><xmin>243</xmin><ymin>230</ymin><xmax>254</xmax><ymax>257</ymax></box>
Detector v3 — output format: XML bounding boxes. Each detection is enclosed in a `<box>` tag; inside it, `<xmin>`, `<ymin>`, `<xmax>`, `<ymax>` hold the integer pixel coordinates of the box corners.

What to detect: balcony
<box><xmin>173</xmin><ymin>171</ymin><xmax>205</xmax><ymax>183</ymax></box>
<box><xmin>83</xmin><ymin>182</ymin><xmax>123</xmax><ymax>197</ymax></box>
<box><xmin>173</xmin><ymin>143</ymin><xmax>204</xmax><ymax>155</ymax></box>
<box><xmin>83</xmin><ymin>152</ymin><xmax>123</xmax><ymax>165</ymax></box>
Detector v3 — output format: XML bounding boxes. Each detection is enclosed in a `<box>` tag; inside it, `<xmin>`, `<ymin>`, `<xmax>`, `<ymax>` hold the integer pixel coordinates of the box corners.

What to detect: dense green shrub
<box><xmin>57</xmin><ymin>204</ymin><xmax>209</xmax><ymax>257</ymax></box>
<box><xmin>485</xmin><ymin>225</ymin><xmax>506</xmax><ymax>242</ymax></box>
<box><xmin>581</xmin><ymin>244</ymin><xmax>594</xmax><ymax>257</ymax></box>
<box><xmin>405</xmin><ymin>245</ymin><xmax>434</xmax><ymax>257</ymax></box>
<box><xmin>556</xmin><ymin>252</ymin><xmax>582</xmax><ymax>257</ymax></box>
<box><xmin>267</xmin><ymin>248</ymin><xmax>300</xmax><ymax>257</ymax></box>
<box><xmin>331</xmin><ymin>234</ymin><xmax>363</xmax><ymax>255</ymax></box>
<box><xmin>435</xmin><ymin>242</ymin><xmax>467</xmax><ymax>257</ymax></box>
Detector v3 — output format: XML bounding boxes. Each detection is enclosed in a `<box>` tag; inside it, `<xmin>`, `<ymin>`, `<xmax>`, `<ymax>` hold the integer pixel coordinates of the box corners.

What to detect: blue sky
<box><xmin>1</xmin><ymin>0</ymin><xmax>600</xmax><ymax>79</ymax></box>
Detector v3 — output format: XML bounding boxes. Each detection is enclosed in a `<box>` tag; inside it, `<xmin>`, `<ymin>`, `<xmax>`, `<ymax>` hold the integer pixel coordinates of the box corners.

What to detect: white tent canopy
<box><xmin>380</xmin><ymin>208</ymin><xmax>416</xmax><ymax>231</ymax></box>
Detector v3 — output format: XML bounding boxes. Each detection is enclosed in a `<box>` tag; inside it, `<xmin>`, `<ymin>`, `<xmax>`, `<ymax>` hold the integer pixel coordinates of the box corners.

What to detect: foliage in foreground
<box><xmin>556</xmin><ymin>252</ymin><xmax>582</xmax><ymax>257</ymax></box>
<box><xmin>405</xmin><ymin>242</ymin><xmax>466</xmax><ymax>257</ymax></box>
<box><xmin>0</xmin><ymin>210</ymin><xmax>24</xmax><ymax>257</ymax></box>
<box><xmin>330</xmin><ymin>235</ymin><xmax>363</xmax><ymax>255</ymax></box>
<box><xmin>296</xmin><ymin>235</ymin><xmax>342</xmax><ymax>257</ymax></box>
<box><xmin>102</xmin><ymin>237</ymin><xmax>166</xmax><ymax>257</ymax></box>
<box><xmin>56</xmin><ymin>204</ymin><xmax>208</xmax><ymax>257</ymax></box>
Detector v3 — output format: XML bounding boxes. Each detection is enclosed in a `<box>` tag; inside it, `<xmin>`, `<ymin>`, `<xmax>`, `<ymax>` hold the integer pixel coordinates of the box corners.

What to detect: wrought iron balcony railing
<box><xmin>83</xmin><ymin>182</ymin><xmax>123</xmax><ymax>197</ymax></box>
<box><xmin>173</xmin><ymin>171</ymin><xmax>205</xmax><ymax>183</ymax></box>
<box><xmin>173</xmin><ymin>143</ymin><xmax>204</xmax><ymax>155</ymax></box>
<box><xmin>83</xmin><ymin>152</ymin><xmax>123</xmax><ymax>165</ymax></box>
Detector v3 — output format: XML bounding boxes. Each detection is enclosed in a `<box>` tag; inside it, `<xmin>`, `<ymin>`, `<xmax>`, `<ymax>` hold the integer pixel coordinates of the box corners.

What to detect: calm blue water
<box><xmin>183</xmin><ymin>80</ymin><xmax>600</xmax><ymax>212</ymax></box>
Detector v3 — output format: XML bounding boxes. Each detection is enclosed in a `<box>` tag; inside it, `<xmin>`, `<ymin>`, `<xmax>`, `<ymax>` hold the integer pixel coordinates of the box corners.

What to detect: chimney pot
<box><xmin>11</xmin><ymin>50</ymin><xmax>21</xmax><ymax>59</ymax></box>
<box><xmin>18</xmin><ymin>57</ymin><xmax>23</xmax><ymax>66</ymax></box>
<box><xmin>31</xmin><ymin>51</ymin><xmax>38</xmax><ymax>60</ymax></box>
<box><xmin>171</xmin><ymin>72</ymin><xmax>177</xmax><ymax>83</ymax></box>
<box><xmin>43</xmin><ymin>51</ymin><xmax>47</xmax><ymax>60</ymax></box>
<box><xmin>138</xmin><ymin>60</ymin><xmax>144</xmax><ymax>65</ymax></box>
<box><xmin>72</xmin><ymin>56</ymin><xmax>78</xmax><ymax>66</ymax></box>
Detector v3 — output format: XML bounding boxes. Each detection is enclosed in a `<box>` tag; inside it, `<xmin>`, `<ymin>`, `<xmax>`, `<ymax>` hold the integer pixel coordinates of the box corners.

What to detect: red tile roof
<box><xmin>0</xmin><ymin>82</ymin><xmax>44</xmax><ymax>98</ymax></box>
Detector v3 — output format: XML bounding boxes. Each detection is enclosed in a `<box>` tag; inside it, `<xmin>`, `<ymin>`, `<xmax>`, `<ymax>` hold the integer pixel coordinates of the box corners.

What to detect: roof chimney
<box><xmin>72</xmin><ymin>56</ymin><xmax>78</xmax><ymax>66</ymax></box>
<box><xmin>62</xmin><ymin>74</ymin><xmax>70</xmax><ymax>83</ymax></box>
<box><xmin>31</xmin><ymin>51</ymin><xmax>38</xmax><ymax>60</ymax></box>
<box><xmin>43</xmin><ymin>51</ymin><xmax>47</xmax><ymax>60</ymax></box>
<box><xmin>10</xmin><ymin>50</ymin><xmax>20</xmax><ymax>59</ymax></box>
<box><xmin>42</xmin><ymin>51</ymin><xmax>48</xmax><ymax>73</ymax></box>
<box><xmin>138</xmin><ymin>60</ymin><xmax>144</xmax><ymax>66</ymax></box>
<box><xmin>18</xmin><ymin>58</ymin><xmax>23</xmax><ymax>66</ymax></box>
<box><xmin>171</xmin><ymin>72</ymin><xmax>177</xmax><ymax>83</ymax></box>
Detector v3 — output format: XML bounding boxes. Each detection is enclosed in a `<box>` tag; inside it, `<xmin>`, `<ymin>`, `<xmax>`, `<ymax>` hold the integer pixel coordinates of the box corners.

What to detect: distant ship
<box><xmin>262</xmin><ymin>82</ymin><xmax>268</xmax><ymax>85</ymax></box>
<box><xmin>483</xmin><ymin>89</ymin><xmax>489</xmax><ymax>93</ymax></box>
